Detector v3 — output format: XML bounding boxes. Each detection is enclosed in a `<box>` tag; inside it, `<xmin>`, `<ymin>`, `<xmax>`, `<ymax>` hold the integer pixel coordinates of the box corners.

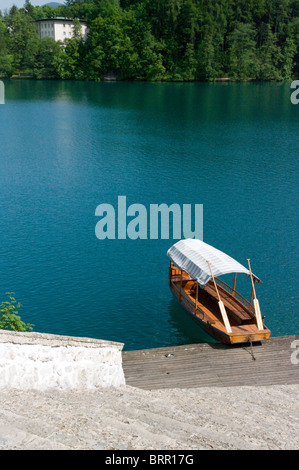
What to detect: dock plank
<box><xmin>122</xmin><ymin>335</ymin><xmax>299</xmax><ymax>389</ymax></box>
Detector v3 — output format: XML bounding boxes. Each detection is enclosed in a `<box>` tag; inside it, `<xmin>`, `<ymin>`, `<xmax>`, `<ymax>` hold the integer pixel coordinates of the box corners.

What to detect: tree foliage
<box><xmin>0</xmin><ymin>293</ymin><xmax>34</xmax><ymax>332</ymax></box>
<box><xmin>0</xmin><ymin>0</ymin><xmax>298</xmax><ymax>81</ymax></box>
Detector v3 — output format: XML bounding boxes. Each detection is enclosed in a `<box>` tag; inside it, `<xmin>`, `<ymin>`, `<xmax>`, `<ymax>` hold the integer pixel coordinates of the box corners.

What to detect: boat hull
<box><xmin>169</xmin><ymin>268</ymin><xmax>271</xmax><ymax>345</ymax></box>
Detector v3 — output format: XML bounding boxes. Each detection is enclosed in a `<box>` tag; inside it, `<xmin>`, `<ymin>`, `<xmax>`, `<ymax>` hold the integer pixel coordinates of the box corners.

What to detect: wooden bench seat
<box><xmin>203</xmin><ymin>283</ymin><xmax>253</xmax><ymax>323</ymax></box>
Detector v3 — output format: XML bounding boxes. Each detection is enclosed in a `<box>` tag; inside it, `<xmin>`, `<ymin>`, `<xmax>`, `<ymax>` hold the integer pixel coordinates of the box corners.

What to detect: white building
<box><xmin>36</xmin><ymin>17</ymin><xmax>88</xmax><ymax>42</ymax></box>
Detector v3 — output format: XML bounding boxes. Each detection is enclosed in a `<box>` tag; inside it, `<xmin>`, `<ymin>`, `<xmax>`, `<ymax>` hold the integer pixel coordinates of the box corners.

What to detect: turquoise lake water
<box><xmin>0</xmin><ymin>80</ymin><xmax>298</xmax><ymax>350</ymax></box>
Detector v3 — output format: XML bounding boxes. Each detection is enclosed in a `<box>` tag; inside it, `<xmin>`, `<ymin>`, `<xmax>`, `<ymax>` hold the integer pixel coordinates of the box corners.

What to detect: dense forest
<box><xmin>0</xmin><ymin>0</ymin><xmax>298</xmax><ymax>81</ymax></box>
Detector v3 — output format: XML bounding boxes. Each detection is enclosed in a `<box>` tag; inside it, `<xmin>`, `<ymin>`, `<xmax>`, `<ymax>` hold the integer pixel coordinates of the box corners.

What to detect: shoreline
<box><xmin>2</xmin><ymin>77</ymin><xmax>295</xmax><ymax>83</ymax></box>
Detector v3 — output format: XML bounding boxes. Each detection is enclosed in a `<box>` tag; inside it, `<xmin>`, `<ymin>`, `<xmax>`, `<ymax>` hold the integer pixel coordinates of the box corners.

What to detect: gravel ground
<box><xmin>0</xmin><ymin>383</ymin><xmax>298</xmax><ymax>450</ymax></box>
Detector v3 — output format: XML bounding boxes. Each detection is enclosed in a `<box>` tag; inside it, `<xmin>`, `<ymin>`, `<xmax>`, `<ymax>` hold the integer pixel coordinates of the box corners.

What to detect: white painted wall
<box><xmin>37</xmin><ymin>20</ymin><xmax>88</xmax><ymax>42</ymax></box>
<box><xmin>0</xmin><ymin>331</ymin><xmax>125</xmax><ymax>391</ymax></box>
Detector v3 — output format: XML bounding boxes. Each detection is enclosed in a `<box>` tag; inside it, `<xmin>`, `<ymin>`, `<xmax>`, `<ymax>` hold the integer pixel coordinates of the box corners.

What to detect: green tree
<box><xmin>0</xmin><ymin>53</ymin><xmax>14</xmax><ymax>78</ymax></box>
<box><xmin>6</xmin><ymin>7</ymin><xmax>39</xmax><ymax>72</ymax></box>
<box><xmin>0</xmin><ymin>293</ymin><xmax>34</xmax><ymax>332</ymax></box>
<box><xmin>281</xmin><ymin>36</ymin><xmax>296</xmax><ymax>79</ymax></box>
<box><xmin>33</xmin><ymin>37</ymin><xmax>62</xmax><ymax>79</ymax></box>
<box><xmin>257</xmin><ymin>24</ymin><xmax>282</xmax><ymax>80</ymax></box>
<box><xmin>287</xmin><ymin>16</ymin><xmax>299</xmax><ymax>77</ymax></box>
<box><xmin>0</xmin><ymin>18</ymin><xmax>14</xmax><ymax>77</ymax></box>
<box><xmin>227</xmin><ymin>22</ymin><xmax>258</xmax><ymax>80</ymax></box>
<box><xmin>23</xmin><ymin>33</ymin><xmax>40</xmax><ymax>72</ymax></box>
<box><xmin>24</xmin><ymin>0</ymin><xmax>35</xmax><ymax>16</ymax></box>
<box><xmin>1</xmin><ymin>0</ymin><xmax>298</xmax><ymax>82</ymax></box>
<box><xmin>82</xmin><ymin>10</ymin><xmax>126</xmax><ymax>78</ymax></box>
<box><xmin>197</xmin><ymin>28</ymin><xmax>222</xmax><ymax>81</ymax></box>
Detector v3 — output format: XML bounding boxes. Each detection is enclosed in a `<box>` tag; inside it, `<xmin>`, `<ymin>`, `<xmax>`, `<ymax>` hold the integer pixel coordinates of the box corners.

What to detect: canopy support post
<box><xmin>232</xmin><ymin>273</ymin><xmax>237</xmax><ymax>297</ymax></box>
<box><xmin>247</xmin><ymin>259</ymin><xmax>264</xmax><ymax>330</ymax></box>
<box><xmin>195</xmin><ymin>282</ymin><xmax>198</xmax><ymax>315</ymax></box>
<box><xmin>206</xmin><ymin>260</ymin><xmax>232</xmax><ymax>334</ymax></box>
<box><xmin>179</xmin><ymin>269</ymin><xmax>183</xmax><ymax>302</ymax></box>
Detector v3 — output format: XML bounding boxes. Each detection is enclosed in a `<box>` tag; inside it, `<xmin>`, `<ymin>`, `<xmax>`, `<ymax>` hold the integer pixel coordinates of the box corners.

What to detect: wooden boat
<box><xmin>167</xmin><ymin>239</ymin><xmax>271</xmax><ymax>345</ymax></box>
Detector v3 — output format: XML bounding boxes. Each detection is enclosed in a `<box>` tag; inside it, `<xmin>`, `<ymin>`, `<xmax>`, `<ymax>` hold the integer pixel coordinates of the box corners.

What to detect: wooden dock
<box><xmin>122</xmin><ymin>335</ymin><xmax>299</xmax><ymax>389</ymax></box>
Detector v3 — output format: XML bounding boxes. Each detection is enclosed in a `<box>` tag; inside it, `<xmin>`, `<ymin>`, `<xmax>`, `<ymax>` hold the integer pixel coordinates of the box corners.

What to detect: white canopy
<box><xmin>167</xmin><ymin>239</ymin><xmax>261</xmax><ymax>287</ymax></box>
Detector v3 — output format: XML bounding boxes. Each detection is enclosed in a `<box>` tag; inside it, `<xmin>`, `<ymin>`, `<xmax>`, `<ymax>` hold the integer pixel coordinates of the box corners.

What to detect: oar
<box><xmin>247</xmin><ymin>259</ymin><xmax>264</xmax><ymax>330</ymax></box>
<box><xmin>206</xmin><ymin>260</ymin><xmax>232</xmax><ymax>334</ymax></box>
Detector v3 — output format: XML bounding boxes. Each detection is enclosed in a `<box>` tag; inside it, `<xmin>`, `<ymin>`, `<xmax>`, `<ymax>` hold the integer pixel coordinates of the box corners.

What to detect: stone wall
<box><xmin>0</xmin><ymin>330</ymin><xmax>125</xmax><ymax>390</ymax></box>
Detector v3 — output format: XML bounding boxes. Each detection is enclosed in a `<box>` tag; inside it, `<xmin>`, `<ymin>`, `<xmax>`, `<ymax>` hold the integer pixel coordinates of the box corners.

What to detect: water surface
<box><xmin>0</xmin><ymin>80</ymin><xmax>298</xmax><ymax>350</ymax></box>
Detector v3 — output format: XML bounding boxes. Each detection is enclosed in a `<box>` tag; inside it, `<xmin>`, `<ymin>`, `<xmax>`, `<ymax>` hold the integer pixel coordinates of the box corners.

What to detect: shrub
<box><xmin>0</xmin><ymin>293</ymin><xmax>34</xmax><ymax>332</ymax></box>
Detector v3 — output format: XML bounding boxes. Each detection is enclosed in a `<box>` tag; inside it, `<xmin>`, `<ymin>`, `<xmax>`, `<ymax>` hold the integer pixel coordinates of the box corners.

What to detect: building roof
<box><xmin>35</xmin><ymin>17</ymin><xmax>87</xmax><ymax>23</ymax></box>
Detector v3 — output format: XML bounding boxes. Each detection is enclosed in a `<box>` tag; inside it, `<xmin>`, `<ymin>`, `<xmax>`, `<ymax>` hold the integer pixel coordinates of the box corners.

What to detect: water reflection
<box><xmin>167</xmin><ymin>298</ymin><xmax>218</xmax><ymax>345</ymax></box>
